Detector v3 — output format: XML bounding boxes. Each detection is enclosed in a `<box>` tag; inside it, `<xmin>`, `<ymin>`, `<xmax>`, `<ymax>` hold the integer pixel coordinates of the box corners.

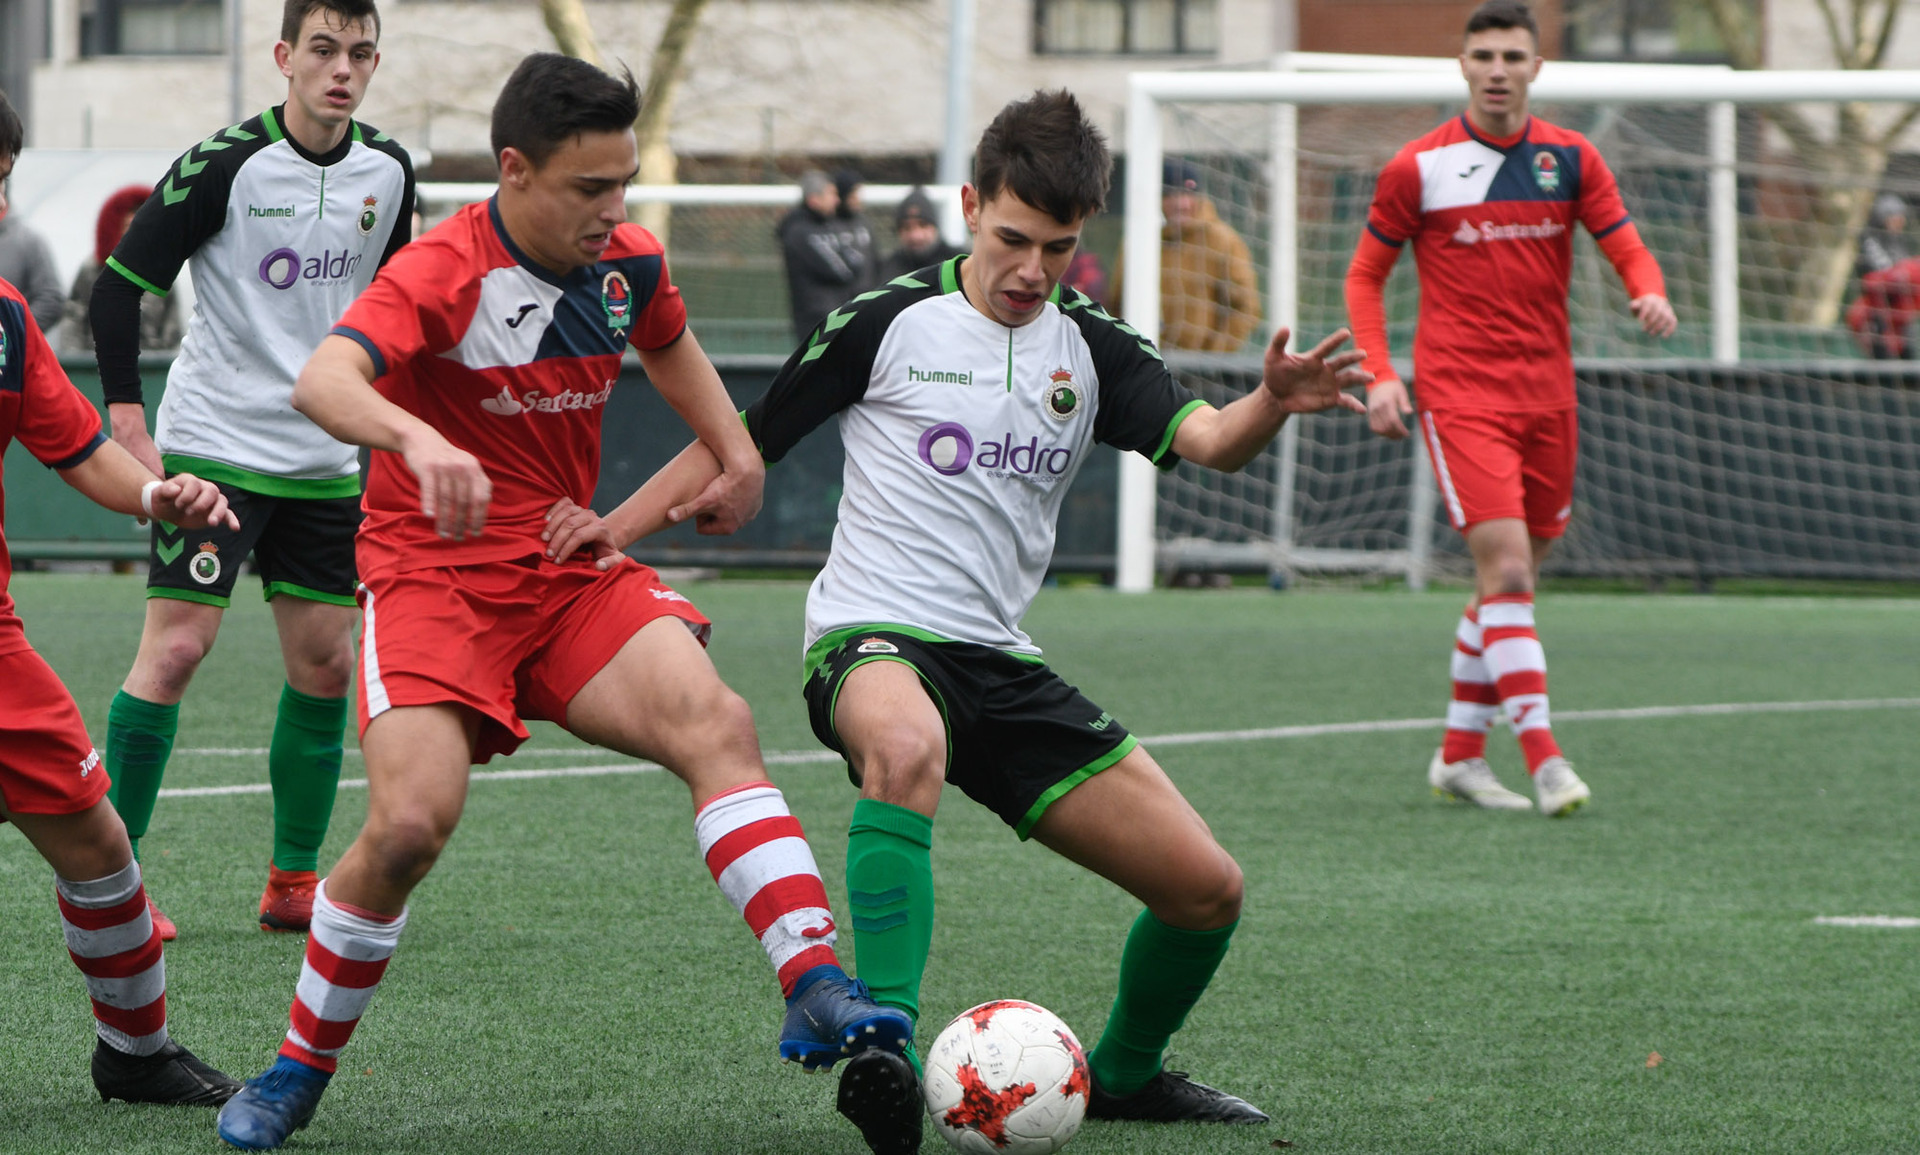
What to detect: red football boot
<box><xmin>258</xmin><ymin>864</ymin><xmax>319</xmax><ymax>932</ymax></box>
<box><xmin>147</xmin><ymin>895</ymin><xmax>178</xmax><ymax>942</ymax></box>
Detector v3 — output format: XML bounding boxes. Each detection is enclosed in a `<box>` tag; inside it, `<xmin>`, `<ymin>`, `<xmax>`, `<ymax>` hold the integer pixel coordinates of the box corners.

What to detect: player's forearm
<box><xmin>291</xmin><ymin>336</ymin><xmax>432</xmax><ymax>453</ymax></box>
<box><xmin>57</xmin><ymin>438</ymin><xmax>158</xmax><ymax>517</ymax></box>
<box><xmin>1178</xmin><ymin>389</ymin><xmax>1287</xmax><ymax>473</ymax></box>
<box><xmin>92</xmin><ymin>265</ymin><xmax>149</xmax><ymax>405</ymax></box>
<box><xmin>641</xmin><ymin>330</ymin><xmax>762</xmax><ymax>476</ymax></box>
<box><xmin>1344</xmin><ymin>232</ymin><xmax>1400</xmax><ymax>386</ymax></box>
<box><xmin>603</xmin><ymin>440</ymin><xmax>726</xmax><ymax>546</ymax></box>
<box><xmin>1596</xmin><ymin>223</ymin><xmax>1665</xmax><ymax>300</ymax></box>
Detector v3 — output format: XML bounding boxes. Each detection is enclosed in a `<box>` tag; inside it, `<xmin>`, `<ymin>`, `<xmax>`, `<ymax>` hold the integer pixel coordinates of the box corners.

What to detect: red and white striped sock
<box><xmin>279</xmin><ymin>880</ymin><xmax>407</xmax><ymax>1073</ymax></box>
<box><xmin>695</xmin><ymin>781</ymin><xmax>842</xmax><ymax>997</ymax></box>
<box><xmin>1441</xmin><ymin>604</ymin><xmax>1500</xmax><ymax>764</ymax></box>
<box><xmin>1480</xmin><ymin>592</ymin><xmax>1562</xmax><ymax>773</ymax></box>
<box><xmin>57</xmin><ymin>861</ymin><xmax>168</xmax><ymax>1055</ymax></box>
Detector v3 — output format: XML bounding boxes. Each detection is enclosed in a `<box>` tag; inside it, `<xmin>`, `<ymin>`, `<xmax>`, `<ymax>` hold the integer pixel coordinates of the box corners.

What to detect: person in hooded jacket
<box><xmin>1108</xmin><ymin>160</ymin><xmax>1260</xmax><ymax>352</ymax></box>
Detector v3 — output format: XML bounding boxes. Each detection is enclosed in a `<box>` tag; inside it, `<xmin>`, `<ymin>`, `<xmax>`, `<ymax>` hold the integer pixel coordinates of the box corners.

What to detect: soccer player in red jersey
<box><xmin>1</xmin><ymin>90</ymin><xmax>242</xmax><ymax>1105</ymax></box>
<box><xmin>213</xmin><ymin>54</ymin><xmax>910</xmax><ymax>1151</ymax></box>
<box><xmin>1345</xmin><ymin>0</ymin><xmax>1676</xmax><ymax>816</ymax></box>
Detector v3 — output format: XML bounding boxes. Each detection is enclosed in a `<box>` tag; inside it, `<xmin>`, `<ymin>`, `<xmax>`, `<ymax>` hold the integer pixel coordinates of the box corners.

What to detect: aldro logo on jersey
<box><xmin>602</xmin><ymin>271</ymin><xmax>632</xmax><ymax>331</ymax></box>
<box><xmin>917</xmin><ymin>422</ymin><xmax>1073</xmax><ymax>480</ymax></box>
<box><xmin>259</xmin><ymin>247</ymin><xmax>363</xmax><ymax>290</ymax></box>
<box><xmin>1044</xmin><ymin>368</ymin><xmax>1079</xmax><ymax>422</ymax></box>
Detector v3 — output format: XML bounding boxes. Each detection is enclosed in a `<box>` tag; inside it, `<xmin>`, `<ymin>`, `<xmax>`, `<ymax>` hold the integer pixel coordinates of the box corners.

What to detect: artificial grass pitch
<box><xmin>2</xmin><ymin>574</ymin><xmax>1916</xmax><ymax>1153</ymax></box>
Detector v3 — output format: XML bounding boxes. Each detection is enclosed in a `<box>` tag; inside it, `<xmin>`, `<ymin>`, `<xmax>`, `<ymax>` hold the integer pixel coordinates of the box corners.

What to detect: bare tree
<box><xmin>1693</xmin><ymin>0</ymin><xmax>1920</xmax><ymax>326</ymax></box>
<box><xmin>537</xmin><ymin>0</ymin><xmax>712</xmax><ymax>242</ymax></box>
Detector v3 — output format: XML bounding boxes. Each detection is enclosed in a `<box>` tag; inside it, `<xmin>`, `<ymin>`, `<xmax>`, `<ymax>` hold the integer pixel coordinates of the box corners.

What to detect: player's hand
<box><xmin>667</xmin><ymin>458</ymin><xmax>765</xmax><ymax>536</ymax></box>
<box><xmin>1631</xmin><ymin>294</ymin><xmax>1677</xmax><ymax>339</ymax></box>
<box><xmin>399</xmin><ymin>427</ymin><xmax>491</xmax><ymax>540</ymax></box>
<box><xmin>1260</xmin><ymin>327</ymin><xmax>1370</xmax><ymax>417</ymax></box>
<box><xmin>108</xmin><ymin>404</ymin><xmax>165</xmax><ymax>478</ymax></box>
<box><xmin>1367</xmin><ymin>377</ymin><xmax>1414</xmax><ymax>441</ymax></box>
<box><xmin>148</xmin><ymin>473</ymin><xmax>239</xmax><ymax>531</ymax></box>
<box><xmin>543</xmin><ymin>496</ymin><xmax>624</xmax><ymax>569</ymax></box>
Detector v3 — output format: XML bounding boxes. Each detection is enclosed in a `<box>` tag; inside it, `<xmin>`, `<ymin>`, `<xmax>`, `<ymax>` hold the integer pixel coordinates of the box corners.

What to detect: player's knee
<box><xmin>149</xmin><ymin>629</ymin><xmax>215</xmax><ymax>689</ymax></box>
<box><xmin>685</xmin><ymin>682</ymin><xmax>757</xmax><ymax>754</ymax></box>
<box><xmin>364</xmin><ymin>809</ymin><xmax>455</xmax><ymax>883</ymax></box>
<box><xmin>295</xmin><ymin>648</ymin><xmax>355</xmax><ymax>699</ymax></box>
<box><xmin>1167</xmin><ymin>851</ymin><xmax>1243</xmax><ymax>931</ymax></box>
<box><xmin>1487</xmin><ymin>554</ymin><xmax>1535</xmax><ymax>596</ymax></box>
<box><xmin>851</xmin><ymin>726</ymin><xmax>944</xmax><ymax>803</ymax></box>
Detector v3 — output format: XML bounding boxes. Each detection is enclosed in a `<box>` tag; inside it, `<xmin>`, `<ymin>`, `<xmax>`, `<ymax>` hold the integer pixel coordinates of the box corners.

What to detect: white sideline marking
<box><xmin>1813</xmin><ymin>916</ymin><xmax>1920</xmax><ymax>929</ymax></box>
<box><xmin>156</xmin><ymin>695</ymin><xmax>1920</xmax><ymax>800</ymax></box>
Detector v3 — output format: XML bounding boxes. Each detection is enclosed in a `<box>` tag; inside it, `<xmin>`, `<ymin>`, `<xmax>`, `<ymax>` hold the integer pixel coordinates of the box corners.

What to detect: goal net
<box><xmin>1120</xmin><ymin>60</ymin><xmax>1920</xmax><ymax>588</ymax></box>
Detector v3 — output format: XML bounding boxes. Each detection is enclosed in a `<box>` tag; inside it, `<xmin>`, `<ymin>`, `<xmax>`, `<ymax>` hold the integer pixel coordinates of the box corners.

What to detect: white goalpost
<box><xmin>1117</xmin><ymin>63</ymin><xmax>1920</xmax><ymax>592</ymax></box>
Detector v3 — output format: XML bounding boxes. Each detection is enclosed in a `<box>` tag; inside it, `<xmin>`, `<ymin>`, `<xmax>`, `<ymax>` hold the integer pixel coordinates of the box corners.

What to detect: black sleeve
<box><xmin>743</xmin><ymin>270</ymin><xmax>937</xmax><ymax>463</ymax></box>
<box><xmin>107</xmin><ymin>130</ymin><xmax>249</xmax><ymax>297</ymax></box>
<box><xmin>366</xmin><ymin>129</ymin><xmax>416</xmax><ymax>269</ymax></box>
<box><xmin>1064</xmin><ymin>288</ymin><xmax>1205</xmax><ymax>468</ymax></box>
<box><xmin>93</xmin><ymin>264</ymin><xmax>151</xmax><ymax>406</ymax></box>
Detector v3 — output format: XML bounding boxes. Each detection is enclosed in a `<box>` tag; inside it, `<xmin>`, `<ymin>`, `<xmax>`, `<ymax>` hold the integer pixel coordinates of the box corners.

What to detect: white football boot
<box><xmin>1532</xmin><ymin>756</ymin><xmax>1591</xmax><ymax>817</ymax></box>
<box><xmin>1427</xmin><ymin>750</ymin><xmax>1533</xmax><ymax>811</ymax></box>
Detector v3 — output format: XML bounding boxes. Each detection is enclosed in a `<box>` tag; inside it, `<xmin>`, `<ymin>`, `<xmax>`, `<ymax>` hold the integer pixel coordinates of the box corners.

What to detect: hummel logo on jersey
<box><xmin>247</xmin><ymin>204</ymin><xmax>296</xmax><ymax>219</ymax></box>
<box><xmin>1458</xmin><ymin>163</ymin><xmax>1484</xmax><ymax>178</ymax></box>
<box><xmin>79</xmin><ymin>748</ymin><xmax>101</xmax><ymax>779</ymax></box>
<box><xmin>908</xmin><ymin>365</ymin><xmax>975</xmax><ymax>386</ymax></box>
<box><xmin>479</xmin><ymin>381</ymin><xmax>614</xmax><ymax>416</ymax></box>
<box><xmin>1089</xmin><ymin>712</ymin><xmax>1114</xmax><ymax>731</ymax></box>
<box><xmin>505</xmin><ymin>304</ymin><xmax>539</xmax><ymax>329</ymax></box>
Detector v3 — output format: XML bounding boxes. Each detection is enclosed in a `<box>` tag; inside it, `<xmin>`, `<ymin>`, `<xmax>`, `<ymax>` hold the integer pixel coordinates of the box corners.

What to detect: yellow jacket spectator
<box><xmin>1110</xmin><ymin>160</ymin><xmax>1261</xmax><ymax>352</ymax></box>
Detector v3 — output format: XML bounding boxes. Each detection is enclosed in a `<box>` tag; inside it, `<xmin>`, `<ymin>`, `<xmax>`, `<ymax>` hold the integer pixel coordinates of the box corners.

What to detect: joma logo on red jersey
<box><xmin>479</xmin><ymin>382</ymin><xmax>615</xmax><ymax>416</ymax></box>
<box><xmin>1451</xmin><ymin>219</ymin><xmax>1568</xmax><ymax>245</ymax></box>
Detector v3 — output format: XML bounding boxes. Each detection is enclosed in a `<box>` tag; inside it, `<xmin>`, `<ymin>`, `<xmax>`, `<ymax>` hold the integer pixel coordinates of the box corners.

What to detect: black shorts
<box><xmin>804</xmin><ymin>628</ymin><xmax>1136</xmax><ymax>839</ymax></box>
<box><xmin>147</xmin><ymin>482</ymin><xmax>361</xmax><ymax>608</ymax></box>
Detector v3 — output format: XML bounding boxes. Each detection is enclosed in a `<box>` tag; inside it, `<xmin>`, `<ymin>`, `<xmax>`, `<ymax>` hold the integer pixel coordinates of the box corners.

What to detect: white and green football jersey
<box><xmin>745</xmin><ymin>256</ymin><xmax>1205</xmax><ymax>656</ymax></box>
<box><xmin>108</xmin><ymin>105</ymin><xmax>414</xmax><ymax>497</ymax></box>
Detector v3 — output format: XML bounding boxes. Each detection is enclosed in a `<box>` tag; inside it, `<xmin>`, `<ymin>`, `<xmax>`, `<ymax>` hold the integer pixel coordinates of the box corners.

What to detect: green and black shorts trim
<box><xmin>147</xmin><ymin>472</ymin><xmax>362</xmax><ymax>609</ymax></box>
<box><xmin>804</xmin><ymin>625</ymin><xmax>1137</xmax><ymax>840</ymax></box>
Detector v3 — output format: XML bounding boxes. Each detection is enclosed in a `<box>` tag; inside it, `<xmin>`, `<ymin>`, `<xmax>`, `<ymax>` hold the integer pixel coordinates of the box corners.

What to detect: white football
<box><xmin>922</xmin><ymin>999</ymin><xmax>1090</xmax><ymax>1154</ymax></box>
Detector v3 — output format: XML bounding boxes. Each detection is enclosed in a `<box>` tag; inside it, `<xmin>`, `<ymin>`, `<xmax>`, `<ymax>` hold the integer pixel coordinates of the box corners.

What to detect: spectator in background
<box><xmin>1109</xmin><ymin>160</ymin><xmax>1261</xmax><ymax>352</ymax></box>
<box><xmin>778</xmin><ymin>168</ymin><xmax>869</xmax><ymax>339</ymax></box>
<box><xmin>63</xmin><ymin>186</ymin><xmax>183</xmax><ymax>357</ymax></box>
<box><xmin>0</xmin><ymin>103</ymin><xmax>67</xmax><ymax>333</ymax></box>
<box><xmin>1061</xmin><ymin>249</ymin><xmax>1107</xmax><ymax>303</ymax></box>
<box><xmin>876</xmin><ymin>186</ymin><xmax>962</xmax><ymax>282</ymax></box>
<box><xmin>833</xmin><ymin>168</ymin><xmax>878</xmax><ymax>292</ymax></box>
<box><xmin>1848</xmin><ymin>193</ymin><xmax>1918</xmax><ymax>359</ymax></box>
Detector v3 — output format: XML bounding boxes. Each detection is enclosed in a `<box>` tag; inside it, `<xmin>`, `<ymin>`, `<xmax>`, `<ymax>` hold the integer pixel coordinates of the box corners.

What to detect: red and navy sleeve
<box><xmin>625</xmin><ymin>243</ymin><xmax>689</xmax><ymax>353</ymax></box>
<box><xmin>2</xmin><ymin>291</ymin><xmax>106</xmax><ymax>468</ymax></box>
<box><xmin>1575</xmin><ymin>137</ymin><xmax>1634</xmax><ymax>241</ymax></box>
<box><xmin>332</xmin><ymin>236</ymin><xmax>473</xmax><ymax>378</ymax></box>
<box><xmin>1365</xmin><ymin>147</ymin><xmax>1424</xmax><ymax>248</ymax></box>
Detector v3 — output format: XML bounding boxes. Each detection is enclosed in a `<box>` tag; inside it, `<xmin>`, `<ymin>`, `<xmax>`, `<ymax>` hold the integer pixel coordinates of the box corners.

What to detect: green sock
<box><xmin>267</xmin><ymin>684</ymin><xmax>347</xmax><ymax>873</ymax></box>
<box><xmin>1087</xmin><ymin>911</ymin><xmax>1240</xmax><ymax>1096</ymax></box>
<box><xmin>845</xmin><ymin>798</ymin><xmax>936</xmax><ymax>1038</ymax></box>
<box><xmin>105</xmin><ymin>691</ymin><xmax>180</xmax><ymax>863</ymax></box>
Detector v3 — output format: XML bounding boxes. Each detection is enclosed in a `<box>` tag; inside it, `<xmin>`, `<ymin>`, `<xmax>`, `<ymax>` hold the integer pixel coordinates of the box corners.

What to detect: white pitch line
<box><xmin>155</xmin><ymin>695</ymin><xmax>1920</xmax><ymax>800</ymax></box>
<box><xmin>1813</xmin><ymin>916</ymin><xmax>1920</xmax><ymax>928</ymax></box>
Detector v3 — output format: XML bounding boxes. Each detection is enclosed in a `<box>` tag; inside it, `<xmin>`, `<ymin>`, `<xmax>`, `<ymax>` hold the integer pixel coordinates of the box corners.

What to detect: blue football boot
<box><xmin>779</xmin><ymin>965</ymin><xmax>914</xmax><ymax>1071</ymax></box>
<box><xmin>215</xmin><ymin>1056</ymin><xmax>332</xmax><ymax>1150</ymax></box>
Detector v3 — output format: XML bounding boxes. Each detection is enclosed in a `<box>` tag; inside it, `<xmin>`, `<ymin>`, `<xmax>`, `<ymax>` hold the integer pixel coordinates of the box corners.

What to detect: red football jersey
<box><xmin>333</xmin><ymin>199</ymin><xmax>688</xmax><ymax>576</ymax></box>
<box><xmin>0</xmin><ymin>279</ymin><xmax>108</xmax><ymax>654</ymax></box>
<box><xmin>1365</xmin><ymin>114</ymin><xmax>1634</xmax><ymax>411</ymax></box>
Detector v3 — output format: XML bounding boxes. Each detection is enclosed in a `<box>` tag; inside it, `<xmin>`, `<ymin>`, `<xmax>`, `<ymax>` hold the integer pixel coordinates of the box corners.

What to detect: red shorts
<box><xmin>1419</xmin><ymin>408</ymin><xmax>1579</xmax><ymax>539</ymax></box>
<box><xmin>356</xmin><ymin>556</ymin><xmax>712</xmax><ymax>763</ymax></box>
<box><xmin>0</xmin><ymin>644</ymin><xmax>109</xmax><ymax>821</ymax></box>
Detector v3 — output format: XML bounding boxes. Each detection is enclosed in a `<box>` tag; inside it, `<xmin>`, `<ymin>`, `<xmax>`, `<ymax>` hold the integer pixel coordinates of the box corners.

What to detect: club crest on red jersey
<box><xmin>0</xmin><ymin>324</ymin><xmax>8</xmax><ymax>370</ymax></box>
<box><xmin>601</xmin><ymin>270</ymin><xmax>632</xmax><ymax>331</ymax></box>
<box><xmin>1532</xmin><ymin>151</ymin><xmax>1561</xmax><ymax>193</ymax></box>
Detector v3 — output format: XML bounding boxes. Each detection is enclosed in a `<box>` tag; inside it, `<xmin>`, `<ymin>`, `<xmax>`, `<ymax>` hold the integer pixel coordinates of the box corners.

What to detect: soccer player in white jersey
<box><xmin>211</xmin><ymin>54</ymin><xmax>909</xmax><ymax>1151</ymax></box>
<box><xmin>90</xmin><ymin>0</ymin><xmax>415</xmax><ymax>936</ymax></box>
<box><xmin>566</xmin><ymin>90</ymin><xmax>1370</xmax><ymax>1154</ymax></box>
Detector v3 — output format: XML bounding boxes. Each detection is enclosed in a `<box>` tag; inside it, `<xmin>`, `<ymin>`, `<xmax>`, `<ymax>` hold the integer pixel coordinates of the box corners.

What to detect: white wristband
<box><xmin>139</xmin><ymin>479</ymin><xmax>162</xmax><ymax>520</ymax></box>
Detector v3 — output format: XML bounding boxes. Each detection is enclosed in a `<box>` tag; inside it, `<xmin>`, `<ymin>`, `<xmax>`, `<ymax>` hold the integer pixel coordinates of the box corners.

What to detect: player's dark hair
<box><xmin>491</xmin><ymin>53</ymin><xmax>641</xmax><ymax>169</ymax></box>
<box><xmin>1465</xmin><ymin>0</ymin><xmax>1538</xmax><ymax>42</ymax></box>
<box><xmin>0</xmin><ymin>88</ymin><xmax>21</xmax><ymax>162</ymax></box>
<box><xmin>280</xmin><ymin>0</ymin><xmax>381</xmax><ymax>45</ymax></box>
<box><xmin>973</xmin><ymin>89</ymin><xmax>1110</xmax><ymax>225</ymax></box>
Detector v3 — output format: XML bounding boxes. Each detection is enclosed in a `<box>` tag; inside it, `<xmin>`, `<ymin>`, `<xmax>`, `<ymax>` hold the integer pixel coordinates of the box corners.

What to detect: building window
<box><xmin>81</xmin><ymin>0</ymin><xmax>224</xmax><ymax>56</ymax></box>
<box><xmin>1035</xmin><ymin>0</ymin><xmax>1217</xmax><ymax>56</ymax></box>
<box><xmin>1562</xmin><ymin>0</ymin><xmax>1738</xmax><ymax>64</ymax></box>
